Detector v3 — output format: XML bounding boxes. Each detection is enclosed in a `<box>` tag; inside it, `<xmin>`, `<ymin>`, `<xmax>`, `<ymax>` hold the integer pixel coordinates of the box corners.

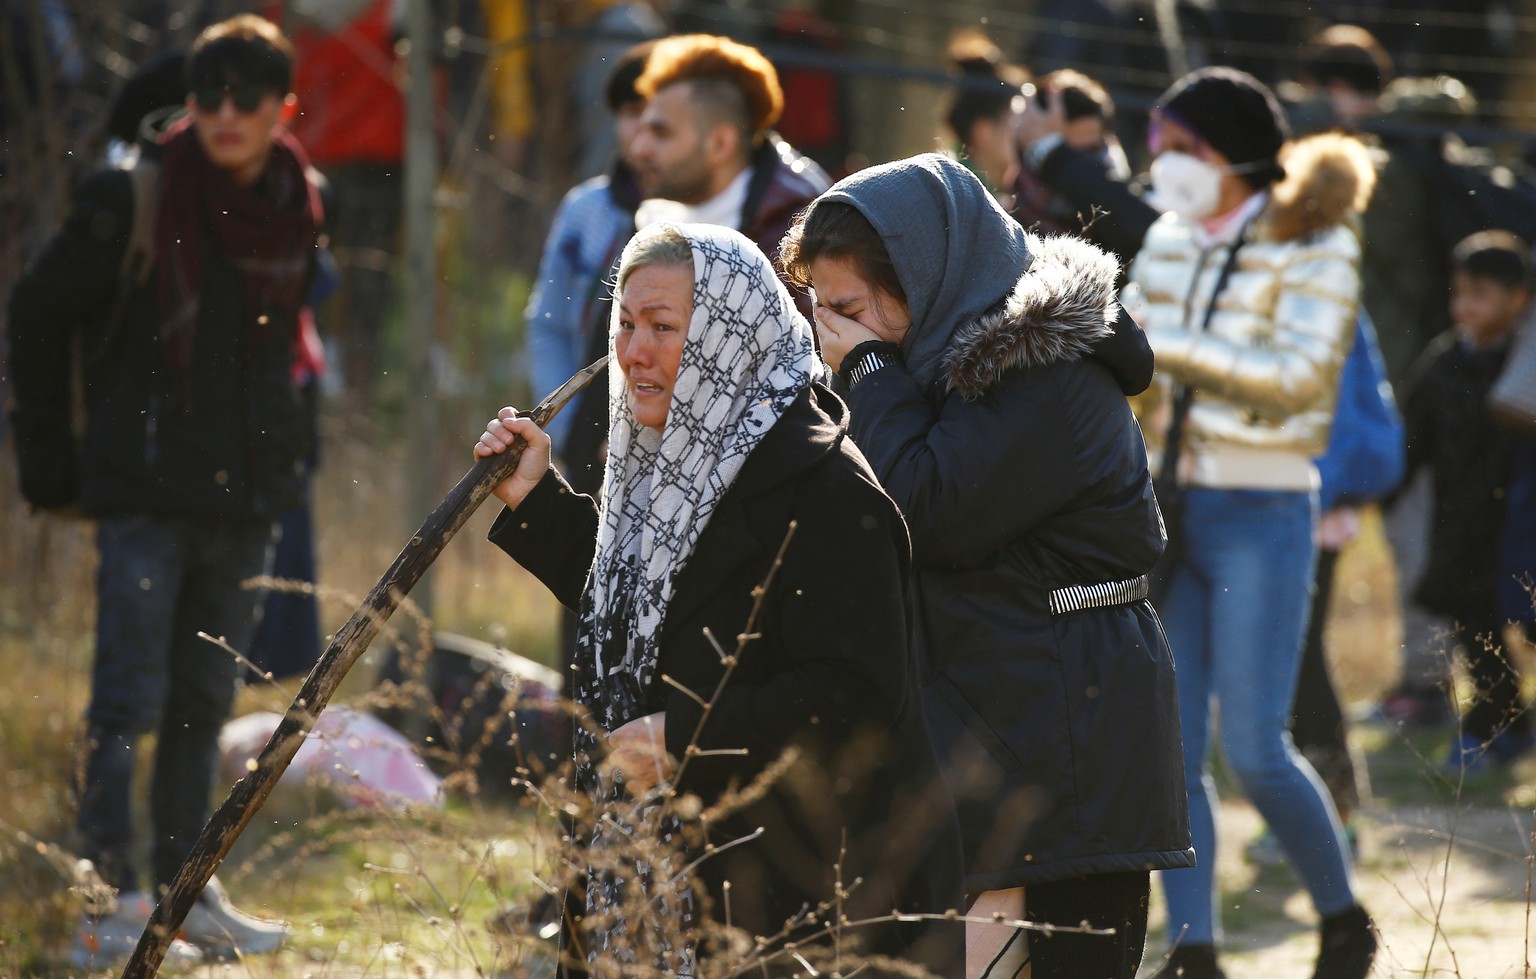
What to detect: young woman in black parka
<box><xmin>781</xmin><ymin>153</ymin><xmax>1193</xmax><ymax>979</ymax></box>
<box><xmin>475</xmin><ymin>222</ymin><xmax>964</xmax><ymax>977</ymax></box>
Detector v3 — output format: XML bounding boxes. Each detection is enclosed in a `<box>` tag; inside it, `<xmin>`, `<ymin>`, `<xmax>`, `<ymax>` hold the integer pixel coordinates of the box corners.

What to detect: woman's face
<box><xmin>808</xmin><ymin>256</ymin><xmax>912</xmax><ymax>344</ymax></box>
<box><xmin>1149</xmin><ymin>114</ymin><xmax>1255</xmax><ymax>220</ymax></box>
<box><xmin>616</xmin><ymin>262</ymin><xmax>694</xmax><ymax>431</ymax></box>
<box><xmin>965</xmin><ymin>110</ymin><xmax>1017</xmax><ymax>188</ymax></box>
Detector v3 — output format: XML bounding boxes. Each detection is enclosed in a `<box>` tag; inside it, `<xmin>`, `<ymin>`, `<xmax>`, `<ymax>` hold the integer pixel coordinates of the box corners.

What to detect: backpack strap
<box><xmin>86</xmin><ymin>155</ymin><xmax>160</xmax><ymax>373</ymax></box>
<box><xmin>120</xmin><ymin>155</ymin><xmax>160</xmax><ymax>286</ymax></box>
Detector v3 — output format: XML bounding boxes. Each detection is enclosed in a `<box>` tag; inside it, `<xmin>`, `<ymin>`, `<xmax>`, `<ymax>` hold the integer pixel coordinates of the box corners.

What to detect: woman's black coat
<box><xmin>490</xmin><ymin>385</ymin><xmax>964</xmax><ymax>975</ymax></box>
<box><xmin>843</xmin><ymin>236</ymin><xmax>1195</xmax><ymax>897</ymax></box>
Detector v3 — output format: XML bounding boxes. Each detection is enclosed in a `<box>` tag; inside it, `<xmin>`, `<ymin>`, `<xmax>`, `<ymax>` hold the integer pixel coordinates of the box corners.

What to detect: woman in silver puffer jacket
<box><xmin>1121</xmin><ymin>67</ymin><xmax>1379</xmax><ymax>979</ymax></box>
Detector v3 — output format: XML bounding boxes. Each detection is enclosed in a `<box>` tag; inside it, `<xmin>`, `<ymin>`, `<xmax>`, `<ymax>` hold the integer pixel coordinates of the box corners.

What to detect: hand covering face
<box><xmin>811</xmin><ymin>152</ymin><xmax>1032</xmax><ymax>391</ymax></box>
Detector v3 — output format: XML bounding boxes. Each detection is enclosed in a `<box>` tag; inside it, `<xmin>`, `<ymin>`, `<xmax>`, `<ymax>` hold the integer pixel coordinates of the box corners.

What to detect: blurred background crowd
<box><xmin>4</xmin><ymin>0</ymin><xmax>1536</xmax><ymax>972</ymax></box>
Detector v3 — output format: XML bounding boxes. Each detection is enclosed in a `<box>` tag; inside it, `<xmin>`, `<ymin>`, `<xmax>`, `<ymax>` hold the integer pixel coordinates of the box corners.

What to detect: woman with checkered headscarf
<box><xmin>475</xmin><ymin>222</ymin><xmax>964</xmax><ymax>977</ymax></box>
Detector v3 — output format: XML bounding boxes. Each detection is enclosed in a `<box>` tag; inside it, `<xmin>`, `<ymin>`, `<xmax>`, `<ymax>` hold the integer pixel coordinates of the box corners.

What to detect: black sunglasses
<box><xmin>192</xmin><ymin>84</ymin><xmax>269</xmax><ymax>114</ymax></box>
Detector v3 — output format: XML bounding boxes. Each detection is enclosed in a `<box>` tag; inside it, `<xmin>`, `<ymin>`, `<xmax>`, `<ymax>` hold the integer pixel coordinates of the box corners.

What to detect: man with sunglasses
<box><xmin>7</xmin><ymin>14</ymin><xmax>313</xmax><ymax>969</ymax></box>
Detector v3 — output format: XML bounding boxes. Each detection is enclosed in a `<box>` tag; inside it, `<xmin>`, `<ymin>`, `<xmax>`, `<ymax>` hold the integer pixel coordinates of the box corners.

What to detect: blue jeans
<box><xmin>79</xmin><ymin>514</ymin><xmax>274</xmax><ymax>893</ymax></box>
<box><xmin>1157</xmin><ymin>489</ymin><xmax>1357</xmax><ymax>945</ymax></box>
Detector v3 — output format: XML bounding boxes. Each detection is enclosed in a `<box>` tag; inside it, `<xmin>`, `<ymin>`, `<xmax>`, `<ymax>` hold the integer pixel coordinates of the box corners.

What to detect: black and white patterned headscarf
<box><xmin>574</xmin><ymin>222</ymin><xmax>818</xmax><ymax>732</ymax></box>
<box><xmin>571</xmin><ymin>223</ymin><xmax>817</xmax><ymax>973</ymax></box>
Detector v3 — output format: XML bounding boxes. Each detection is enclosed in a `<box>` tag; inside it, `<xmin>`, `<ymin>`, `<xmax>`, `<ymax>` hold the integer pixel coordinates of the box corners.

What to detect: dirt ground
<box><xmin>139</xmin><ymin>764</ymin><xmax>1536</xmax><ymax>979</ymax></box>
<box><xmin>1139</xmin><ymin>724</ymin><xmax>1536</xmax><ymax>979</ymax></box>
<box><xmin>1157</xmin><ymin>800</ymin><xmax>1534</xmax><ymax>979</ymax></box>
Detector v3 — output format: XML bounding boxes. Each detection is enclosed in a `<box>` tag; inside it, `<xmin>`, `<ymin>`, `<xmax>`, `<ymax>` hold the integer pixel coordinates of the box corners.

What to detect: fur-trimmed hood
<box><xmin>943</xmin><ymin>233</ymin><xmax>1120</xmax><ymax>399</ymax></box>
<box><xmin>1260</xmin><ymin>132</ymin><xmax>1376</xmax><ymax>243</ymax></box>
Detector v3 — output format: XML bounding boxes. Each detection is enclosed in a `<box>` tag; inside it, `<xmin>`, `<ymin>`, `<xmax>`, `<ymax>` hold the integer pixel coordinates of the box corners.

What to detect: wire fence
<box><xmin>4</xmin><ymin>0</ymin><xmax>1535</xmax><ymax>295</ymax></box>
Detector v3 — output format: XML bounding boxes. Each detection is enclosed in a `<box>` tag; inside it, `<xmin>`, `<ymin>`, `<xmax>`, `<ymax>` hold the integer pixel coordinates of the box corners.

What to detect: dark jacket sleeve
<box><xmin>486</xmin><ymin>466</ymin><xmax>599</xmax><ymax>609</ymax></box>
<box><xmin>1384</xmin><ymin>334</ymin><xmax>1453</xmax><ymax>511</ymax></box>
<box><xmin>1034</xmin><ymin>144</ymin><xmax>1159</xmax><ymax>266</ymax></box>
<box><xmin>6</xmin><ymin>170</ymin><xmax>131</xmax><ymax>508</ymax></box>
<box><xmin>1361</xmin><ymin>145</ymin><xmax>1452</xmax><ymax>387</ymax></box>
<box><xmin>1091</xmin><ymin>305</ymin><xmax>1155</xmax><ymax>396</ymax></box>
<box><xmin>845</xmin><ymin>363</ymin><xmax>1087</xmax><ymax>569</ymax></box>
<box><xmin>664</xmin><ymin>458</ymin><xmax>913</xmax><ymax>777</ymax></box>
<box><xmin>1396</xmin><ymin>353</ymin><xmax>1438</xmax><ymax>499</ymax></box>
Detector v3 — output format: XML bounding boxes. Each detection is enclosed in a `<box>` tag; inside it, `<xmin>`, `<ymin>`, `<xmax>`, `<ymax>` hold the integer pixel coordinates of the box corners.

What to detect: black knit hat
<box><xmin>1157</xmin><ymin>66</ymin><xmax>1290</xmax><ymax>187</ymax></box>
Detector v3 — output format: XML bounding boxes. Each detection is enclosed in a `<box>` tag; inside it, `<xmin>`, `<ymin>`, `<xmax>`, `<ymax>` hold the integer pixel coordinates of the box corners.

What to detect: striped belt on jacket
<box><xmin>1047</xmin><ymin>574</ymin><xmax>1151</xmax><ymax>616</ymax></box>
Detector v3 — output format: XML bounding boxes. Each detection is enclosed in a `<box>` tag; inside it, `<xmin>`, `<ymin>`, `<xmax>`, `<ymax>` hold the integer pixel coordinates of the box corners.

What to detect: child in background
<box><xmin>1401</xmin><ymin>230</ymin><xmax>1536</xmax><ymax>771</ymax></box>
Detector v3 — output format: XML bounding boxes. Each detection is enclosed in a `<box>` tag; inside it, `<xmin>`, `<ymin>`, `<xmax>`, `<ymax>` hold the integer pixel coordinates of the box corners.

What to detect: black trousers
<box><xmin>1458</xmin><ymin>612</ymin><xmax>1529</xmax><ymax>742</ymax></box>
<box><xmin>988</xmin><ymin>870</ymin><xmax>1152</xmax><ymax>979</ymax></box>
<box><xmin>1289</xmin><ymin>548</ymin><xmax>1359</xmax><ymax>814</ymax></box>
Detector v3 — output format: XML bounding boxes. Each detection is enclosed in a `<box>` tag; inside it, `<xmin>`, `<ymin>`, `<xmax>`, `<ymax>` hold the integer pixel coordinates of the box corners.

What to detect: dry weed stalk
<box><xmin>484</xmin><ymin>523</ymin><xmax>1112</xmax><ymax>978</ymax></box>
<box><xmin>0</xmin><ymin>513</ymin><xmax>1126</xmax><ymax>976</ymax></box>
<box><xmin>5</xmin><ymin>558</ymin><xmax>1125</xmax><ymax>975</ymax></box>
<box><xmin>487</xmin><ymin>524</ymin><xmax>805</xmax><ymax>977</ymax></box>
<box><xmin>1364</xmin><ymin>610</ymin><xmax>1536</xmax><ymax>978</ymax></box>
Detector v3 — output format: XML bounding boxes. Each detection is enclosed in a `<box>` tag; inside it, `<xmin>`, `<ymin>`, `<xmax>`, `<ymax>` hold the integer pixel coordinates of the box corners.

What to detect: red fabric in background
<box><xmin>279</xmin><ymin>0</ymin><xmax>404</xmax><ymax>167</ymax></box>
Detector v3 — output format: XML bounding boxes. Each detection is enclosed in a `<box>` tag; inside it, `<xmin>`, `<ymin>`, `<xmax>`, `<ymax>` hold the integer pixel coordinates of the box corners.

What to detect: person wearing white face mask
<box><xmin>1118</xmin><ymin>67</ymin><xmax>1382</xmax><ymax>979</ymax></box>
<box><xmin>1145</xmin><ymin>149</ymin><xmax>1277</xmax><ymax>222</ymax></box>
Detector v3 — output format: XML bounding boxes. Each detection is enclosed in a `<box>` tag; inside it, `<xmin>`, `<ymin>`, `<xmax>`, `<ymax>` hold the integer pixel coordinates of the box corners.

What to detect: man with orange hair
<box><xmin>628</xmin><ymin>33</ymin><xmax>829</xmax><ymax>272</ymax></box>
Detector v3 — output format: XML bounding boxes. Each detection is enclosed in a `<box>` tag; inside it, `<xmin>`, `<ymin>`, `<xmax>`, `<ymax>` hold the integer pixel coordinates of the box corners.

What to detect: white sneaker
<box><xmin>70</xmin><ymin>890</ymin><xmax>204</xmax><ymax>972</ymax></box>
<box><xmin>181</xmin><ymin>874</ymin><xmax>289</xmax><ymax>957</ymax></box>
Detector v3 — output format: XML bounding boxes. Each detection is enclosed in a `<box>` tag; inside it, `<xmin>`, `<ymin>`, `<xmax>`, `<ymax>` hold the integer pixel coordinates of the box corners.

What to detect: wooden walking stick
<box><xmin>121</xmin><ymin>356</ymin><xmax>609</xmax><ymax>977</ymax></box>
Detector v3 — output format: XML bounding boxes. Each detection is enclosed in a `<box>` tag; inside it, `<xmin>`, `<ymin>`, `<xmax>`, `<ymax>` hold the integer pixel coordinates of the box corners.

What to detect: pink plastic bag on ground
<box><xmin>219</xmin><ymin>705</ymin><xmax>444</xmax><ymax>809</ymax></box>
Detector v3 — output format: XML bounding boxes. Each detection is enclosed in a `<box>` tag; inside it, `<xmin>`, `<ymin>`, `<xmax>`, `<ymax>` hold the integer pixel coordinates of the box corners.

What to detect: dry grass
<box><xmin>1326</xmin><ymin>508</ymin><xmax>1405</xmax><ymax>705</ymax></box>
<box><xmin>0</xmin><ymin>379</ymin><xmax>577</xmax><ymax>975</ymax></box>
<box><xmin>4</xmin><ymin>435</ymin><xmax>1535</xmax><ymax>979</ymax></box>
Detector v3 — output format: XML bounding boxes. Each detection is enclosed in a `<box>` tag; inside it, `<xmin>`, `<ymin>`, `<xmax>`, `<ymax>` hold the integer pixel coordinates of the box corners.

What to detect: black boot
<box><xmin>1312</xmin><ymin>905</ymin><xmax>1377</xmax><ymax>979</ymax></box>
<box><xmin>1150</xmin><ymin>943</ymin><xmax>1225</xmax><ymax>979</ymax></box>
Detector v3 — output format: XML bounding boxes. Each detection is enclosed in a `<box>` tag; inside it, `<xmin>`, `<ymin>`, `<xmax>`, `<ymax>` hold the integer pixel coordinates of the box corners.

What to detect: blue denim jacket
<box><xmin>524</xmin><ymin>174</ymin><xmax>634</xmax><ymax>450</ymax></box>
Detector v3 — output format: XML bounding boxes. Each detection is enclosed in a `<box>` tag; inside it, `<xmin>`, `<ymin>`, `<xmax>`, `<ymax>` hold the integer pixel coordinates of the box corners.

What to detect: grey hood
<box><xmin>813</xmin><ymin>153</ymin><xmax>1117</xmax><ymax>397</ymax></box>
<box><xmin>813</xmin><ymin>153</ymin><xmax>1034</xmax><ymax>392</ymax></box>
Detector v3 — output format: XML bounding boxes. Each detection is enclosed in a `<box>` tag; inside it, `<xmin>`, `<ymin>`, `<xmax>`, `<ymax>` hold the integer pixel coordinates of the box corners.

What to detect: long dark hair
<box><xmin>779</xmin><ymin>201</ymin><xmax>907</xmax><ymax>316</ymax></box>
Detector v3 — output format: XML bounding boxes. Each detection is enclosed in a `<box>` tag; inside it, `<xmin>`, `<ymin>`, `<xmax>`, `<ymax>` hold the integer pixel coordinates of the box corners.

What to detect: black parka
<box><xmin>7</xmin><ymin>164</ymin><xmax>312</xmax><ymax>519</ymax></box>
<box><xmin>490</xmin><ymin>385</ymin><xmax>965</xmax><ymax>976</ymax></box>
<box><xmin>1400</xmin><ymin>329</ymin><xmax>1536</xmax><ymax>621</ymax></box>
<box><xmin>843</xmin><ymin>234</ymin><xmax>1195</xmax><ymax>896</ymax></box>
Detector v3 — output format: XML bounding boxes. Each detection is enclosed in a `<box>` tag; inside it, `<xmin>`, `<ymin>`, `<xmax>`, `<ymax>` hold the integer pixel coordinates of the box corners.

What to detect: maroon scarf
<box><xmin>155</xmin><ymin>117</ymin><xmax>321</xmax><ymax>396</ymax></box>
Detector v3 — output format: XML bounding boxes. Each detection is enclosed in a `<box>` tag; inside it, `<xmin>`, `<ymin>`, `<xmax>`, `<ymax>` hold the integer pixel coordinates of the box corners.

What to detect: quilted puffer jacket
<box><xmin>1124</xmin><ymin>133</ymin><xmax>1376</xmax><ymax>490</ymax></box>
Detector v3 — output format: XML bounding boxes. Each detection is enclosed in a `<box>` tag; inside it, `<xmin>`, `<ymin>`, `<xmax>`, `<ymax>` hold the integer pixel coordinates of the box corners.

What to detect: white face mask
<box><xmin>1149</xmin><ymin>151</ymin><xmax>1226</xmax><ymax>220</ymax></box>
